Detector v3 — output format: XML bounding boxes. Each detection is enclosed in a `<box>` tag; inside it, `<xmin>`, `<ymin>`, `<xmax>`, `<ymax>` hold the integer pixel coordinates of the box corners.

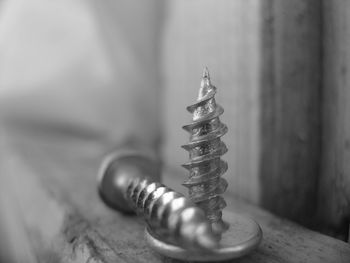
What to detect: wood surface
<box><xmin>317</xmin><ymin>0</ymin><xmax>350</xmax><ymax>240</ymax></box>
<box><xmin>0</xmin><ymin>123</ymin><xmax>349</xmax><ymax>262</ymax></box>
<box><xmin>259</xmin><ymin>0</ymin><xmax>322</xmax><ymax>228</ymax></box>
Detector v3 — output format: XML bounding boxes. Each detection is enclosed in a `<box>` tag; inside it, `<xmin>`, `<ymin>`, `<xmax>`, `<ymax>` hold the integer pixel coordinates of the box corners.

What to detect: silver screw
<box><xmin>147</xmin><ymin>68</ymin><xmax>261</xmax><ymax>261</ymax></box>
<box><xmin>182</xmin><ymin>67</ymin><xmax>229</xmax><ymax>234</ymax></box>
<box><xmin>98</xmin><ymin>150</ymin><xmax>219</xmax><ymax>251</ymax></box>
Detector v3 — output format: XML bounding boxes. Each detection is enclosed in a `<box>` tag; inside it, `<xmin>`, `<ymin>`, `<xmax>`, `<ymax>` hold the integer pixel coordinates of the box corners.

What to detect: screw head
<box><xmin>98</xmin><ymin>150</ymin><xmax>160</xmax><ymax>213</ymax></box>
<box><xmin>145</xmin><ymin>211</ymin><xmax>262</xmax><ymax>261</ymax></box>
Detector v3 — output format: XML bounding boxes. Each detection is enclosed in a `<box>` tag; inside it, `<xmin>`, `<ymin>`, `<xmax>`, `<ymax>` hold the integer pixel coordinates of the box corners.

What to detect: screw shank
<box><xmin>98</xmin><ymin>150</ymin><xmax>219</xmax><ymax>250</ymax></box>
<box><xmin>183</xmin><ymin>68</ymin><xmax>228</xmax><ymax>233</ymax></box>
<box><xmin>126</xmin><ymin>178</ymin><xmax>218</xmax><ymax>250</ymax></box>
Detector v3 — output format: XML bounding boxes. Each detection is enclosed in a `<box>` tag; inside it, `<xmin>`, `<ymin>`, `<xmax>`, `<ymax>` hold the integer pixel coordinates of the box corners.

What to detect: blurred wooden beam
<box><xmin>317</xmin><ymin>0</ymin><xmax>350</xmax><ymax>240</ymax></box>
<box><xmin>259</xmin><ymin>0</ymin><xmax>322</xmax><ymax>228</ymax></box>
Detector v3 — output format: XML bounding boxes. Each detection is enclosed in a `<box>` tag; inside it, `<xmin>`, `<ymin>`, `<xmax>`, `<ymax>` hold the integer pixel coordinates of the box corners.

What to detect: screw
<box><xmin>98</xmin><ymin>150</ymin><xmax>219</xmax><ymax>252</ymax></box>
<box><xmin>182</xmin><ymin>67</ymin><xmax>229</xmax><ymax>234</ymax></box>
<box><xmin>147</xmin><ymin>68</ymin><xmax>261</xmax><ymax>261</ymax></box>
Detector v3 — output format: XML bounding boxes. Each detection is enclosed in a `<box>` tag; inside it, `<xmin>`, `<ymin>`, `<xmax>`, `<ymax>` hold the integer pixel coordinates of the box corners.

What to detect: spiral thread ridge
<box><xmin>125</xmin><ymin>177</ymin><xmax>218</xmax><ymax>250</ymax></box>
<box><xmin>182</xmin><ymin>68</ymin><xmax>228</xmax><ymax>233</ymax></box>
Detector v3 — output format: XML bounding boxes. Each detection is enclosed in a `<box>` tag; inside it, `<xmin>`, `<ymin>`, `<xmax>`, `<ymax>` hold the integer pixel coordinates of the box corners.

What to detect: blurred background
<box><xmin>0</xmin><ymin>0</ymin><xmax>349</xmax><ymax>261</ymax></box>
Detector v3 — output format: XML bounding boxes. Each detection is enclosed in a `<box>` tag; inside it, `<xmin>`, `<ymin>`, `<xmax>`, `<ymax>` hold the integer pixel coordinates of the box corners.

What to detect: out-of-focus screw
<box><xmin>182</xmin><ymin>67</ymin><xmax>229</xmax><ymax>234</ymax></box>
<box><xmin>98</xmin><ymin>150</ymin><xmax>219</xmax><ymax>252</ymax></box>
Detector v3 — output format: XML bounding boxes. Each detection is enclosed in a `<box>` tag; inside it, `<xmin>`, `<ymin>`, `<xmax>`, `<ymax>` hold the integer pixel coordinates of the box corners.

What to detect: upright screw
<box><xmin>98</xmin><ymin>150</ymin><xmax>218</xmax><ymax>251</ymax></box>
<box><xmin>182</xmin><ymin>67</ymin><xmax>229</xmax><ymax>234</ymax></box>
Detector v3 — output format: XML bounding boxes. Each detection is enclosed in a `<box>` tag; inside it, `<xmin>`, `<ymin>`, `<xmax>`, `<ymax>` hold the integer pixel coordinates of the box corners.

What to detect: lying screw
<box><xmin>98</xmin><ymin>150</ymin><xmax>219</xmax><ymax>252</ymax></box>
<box><xmin>182</xmin><ymin>67</ymin><xmax>229</xmax><ymax>235</ymax></box>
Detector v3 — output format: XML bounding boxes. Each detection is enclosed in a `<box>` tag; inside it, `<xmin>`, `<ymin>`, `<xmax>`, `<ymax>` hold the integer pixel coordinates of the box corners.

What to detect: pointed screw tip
<box><xmin>202</xmin><ymin>67</ymin><xmax>210</xmax><ymax>79</ymax></box>
<box><xmin>199</xmin><ymin>67</ymin><xmax>213</xmax><ymax>99</ymax></box>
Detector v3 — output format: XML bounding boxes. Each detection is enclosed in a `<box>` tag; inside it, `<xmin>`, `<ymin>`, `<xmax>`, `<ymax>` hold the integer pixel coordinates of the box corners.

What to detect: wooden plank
<box><xmin>0</xmin><ymin>125</ymin><xmax>349</xmax><ymax>262</ymax></box>
<box><xmin>161</xmin><ymin>0</ymin><xmax>262</xmax><ymax>204</ymax></box>
<box><xmin>317</xmin><ymin>0</ymin><xmax>350</xmax><ymax>240</ymax></box>
<box><xmin>259</xmin><ymin>0</ymin><xmax>322</xmax><ymax>227</ymax></box>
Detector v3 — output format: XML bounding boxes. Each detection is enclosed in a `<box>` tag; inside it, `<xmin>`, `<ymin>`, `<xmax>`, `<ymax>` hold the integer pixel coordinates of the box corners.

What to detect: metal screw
<box><xmin>182</xmin><ymin>67</ymin><xmax>229</xmax><ymax>235</ymax></box>
<box><xmin>149</xmin><ymin>68</ymin><xmax>262</xmax><ymax>261</ymax></box>
<box><xmin>98</xmin><ymin>150</ymin><xmax>219</xmax><ymax>252</ymax></box>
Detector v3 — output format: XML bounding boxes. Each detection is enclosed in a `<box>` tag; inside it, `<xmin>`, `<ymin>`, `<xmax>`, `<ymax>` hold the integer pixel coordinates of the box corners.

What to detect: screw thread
<box><xmin>125</xmin><ymin>177</ymin><xmax>218</xmax><ymax>250</ymax></box>
<box><xmin>182</xmin><ymin>68</ymin><xmax>228</xmax><ymax>234</ymax></box>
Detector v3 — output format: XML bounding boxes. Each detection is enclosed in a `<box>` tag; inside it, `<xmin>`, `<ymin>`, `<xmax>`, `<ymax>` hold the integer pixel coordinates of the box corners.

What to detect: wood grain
<box><xmin>0</xmin><ymin>124</ymin><xmax>349</xmax><ymax>262</ymax></box>
<box><xmin>259</xmin><ymin>0</ymin><xmax>322</xmax><ymax>228</ymax></box>
<box><xmin>317</xmin><ymin>0</ymin><xmax>350</xmax><ymax>240</ymax></box>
